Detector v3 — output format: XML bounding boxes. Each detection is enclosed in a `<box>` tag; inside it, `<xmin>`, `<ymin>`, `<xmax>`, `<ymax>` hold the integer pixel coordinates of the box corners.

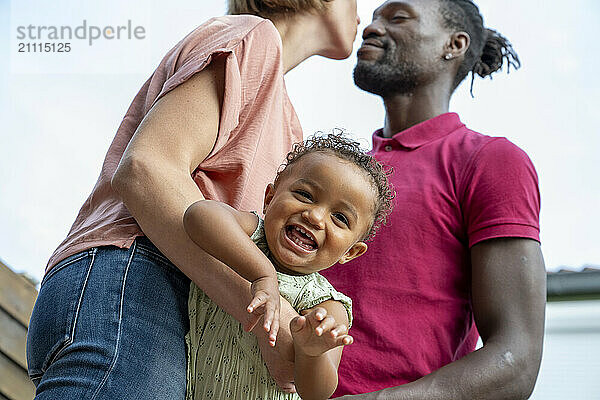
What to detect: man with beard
<box><xmin>318</xmin><ymin>0</ymin><xmax>546</xmax><ymax>398</ymax></box>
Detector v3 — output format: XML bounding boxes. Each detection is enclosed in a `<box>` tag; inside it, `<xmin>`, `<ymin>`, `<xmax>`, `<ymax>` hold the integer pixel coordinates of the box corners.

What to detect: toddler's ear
<box><xmin>263</xmin><ymin>184</ymin><xmax>275</xmax><ymax>214</ymax></box>
<box><xmin>339</xmin><ymin>242</ymin><xmax>368</xmax><ymax>264</ymax></box>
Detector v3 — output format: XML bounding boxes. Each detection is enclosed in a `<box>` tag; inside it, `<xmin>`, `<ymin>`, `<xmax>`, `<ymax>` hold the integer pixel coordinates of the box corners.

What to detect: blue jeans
<box><xmin>27</xmin><ymin>237</ymin><xmax>191</xmax><ymax>399</ymax></box>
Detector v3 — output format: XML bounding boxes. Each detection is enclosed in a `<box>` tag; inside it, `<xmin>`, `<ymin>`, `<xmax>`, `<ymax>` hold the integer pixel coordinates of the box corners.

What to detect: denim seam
<box><xmin>136</xmin><ymin>244</ymin><xmax>174</xmax><ymax>269</ymax></box>
<box><xmin>91</xmin><ymin>241</ymin><xmax>136</xmax><ymax>399</ymax></box>
<box><xmin>40</xmin><ymin>252</ymin><xmax>90</xmax><ymax>287</ymax></box>
<box><xmin>69</xmin><ymin>248</ymin><xmax>97</xmax><ymax>340</ymax></box>
<box><xmin>43</xmin><ymin>248</ymin><xmax>98</xmax><ymax>372</ymax></box>
<box><xmin>29</xmin><ymin>371</ymin><xmax>44</xmax><ymax>379</ymax></box>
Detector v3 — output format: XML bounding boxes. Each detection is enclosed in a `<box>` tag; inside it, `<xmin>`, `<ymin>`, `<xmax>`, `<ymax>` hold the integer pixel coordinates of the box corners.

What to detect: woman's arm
<box><xmin>184</xmin><ymin>200</ymin><xmax>281</xmax><ymax>343</ymax></box>
<box><xmin>292</xmin><ymin>300</ymin><xmax>353</xmax><ymax>400</ymax></box>
<box><xmin>111</xmin><ymin>57</ymin><xmax>299</xmax><ymax>389</ymax></box>
<box><xmin>112</xmin><ymin>58</ymin><xmax>249</xmax><ymax>316</ymax></box>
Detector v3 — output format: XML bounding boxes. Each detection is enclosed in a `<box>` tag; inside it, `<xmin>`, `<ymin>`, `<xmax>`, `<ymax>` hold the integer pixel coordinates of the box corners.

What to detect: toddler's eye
<box><xmin>333</xmin><ymin>213</ymin><xmax>349</xmax><ymax>226</ymax></box>
<box><xmin>294</xmin><ymin>190</ymin><xmax>313</xmax><ymax>201</ymax></box>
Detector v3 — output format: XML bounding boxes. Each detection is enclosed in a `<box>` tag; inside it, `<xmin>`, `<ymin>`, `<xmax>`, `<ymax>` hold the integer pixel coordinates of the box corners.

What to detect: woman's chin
<box><xmin>322</xmin><ymin>45</ymin><xmax>354</xmax><ymax>60</ymax></box>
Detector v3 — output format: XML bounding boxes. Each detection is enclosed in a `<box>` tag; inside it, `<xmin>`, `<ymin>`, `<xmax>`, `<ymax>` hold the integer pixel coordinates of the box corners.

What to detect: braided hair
<box><xmin>438</xmin><ymin>0</ymin><xmax>521</xmax><ymax>96</ymax></box>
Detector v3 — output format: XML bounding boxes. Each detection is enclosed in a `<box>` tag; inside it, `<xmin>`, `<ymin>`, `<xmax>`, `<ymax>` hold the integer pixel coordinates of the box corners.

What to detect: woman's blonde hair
<box><xmin>228</xmin><ymin>0</ymin><xmax>332</xmax><ymax>18</ymax></box>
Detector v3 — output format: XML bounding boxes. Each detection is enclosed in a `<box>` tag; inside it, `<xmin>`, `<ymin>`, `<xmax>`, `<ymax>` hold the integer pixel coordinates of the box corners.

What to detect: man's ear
<box><xmin>339</xmin><ymin>242</ymin><xmax>368</xmax><ymax>264</ymax></box>
<box><xmin>263</xmin><ymin>183</ymin><xmax>275</xmax><ymax>214</ymax></box>
<box><xmin>445</xmin><ymin>31</ymin><xmax>470</xmax><ymax>59</ymax></box>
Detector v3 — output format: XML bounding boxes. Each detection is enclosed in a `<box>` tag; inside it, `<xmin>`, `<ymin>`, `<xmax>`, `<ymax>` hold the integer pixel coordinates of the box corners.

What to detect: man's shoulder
<box><xmin>449</xmin><ymin>123</ymin><xmax>496</xmax><ymax>149</ymax></box>
<box><xmin>464</xmin><ymin>132</ymin><xmax>533</xmax><ymax>169</ymax></box>
<box><xmin>448</xmin><ymin>123</ymin><xmax>531</xmax><ymax>165</ymax></box>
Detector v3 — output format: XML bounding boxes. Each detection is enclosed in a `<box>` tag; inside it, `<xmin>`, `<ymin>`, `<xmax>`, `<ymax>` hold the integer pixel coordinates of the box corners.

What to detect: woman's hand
<box><xmin>248</xmin><ymin>276</ymin><xmax>281</xmax><ymax>346</ymax></box>
<box><xmin>254</xmin><ymin>297</ymin><xmax>298</xmax><ymax>393</ymax></box>
<box><xmin>291</xmin><ymin>307</ymin><xmax>353</xmax><ymax>357</ymax></box>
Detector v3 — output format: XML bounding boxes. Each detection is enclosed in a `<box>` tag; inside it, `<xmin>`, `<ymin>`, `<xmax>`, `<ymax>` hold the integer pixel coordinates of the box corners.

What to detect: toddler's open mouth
<box><xmin>285</xmin><ymin>225</ymin><xmax>318</xmax><ymax>252</ymax></box>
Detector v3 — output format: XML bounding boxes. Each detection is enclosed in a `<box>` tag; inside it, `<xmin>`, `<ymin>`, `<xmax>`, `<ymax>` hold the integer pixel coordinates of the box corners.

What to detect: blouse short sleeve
<box><xmin>148</xmin><ymin>16</ymin><xmax>284</xmax><ymax>156</ymax></box>
<box><xmin>295</xmin><ymin>274</ymin><xmax>354</xmax><ymax>328</ymax></box>
<box><xmin>460</xmin><ymin>138</ymin><xmax>541</xmax><ymax>248</ymax></box>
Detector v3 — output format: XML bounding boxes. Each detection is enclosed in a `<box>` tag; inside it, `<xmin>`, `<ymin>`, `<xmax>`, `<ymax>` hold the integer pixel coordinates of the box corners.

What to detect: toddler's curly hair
<box><xmin>275</xmin><ymin>132</ymin><xmax>395</xmax><ymax>241</ymax></box>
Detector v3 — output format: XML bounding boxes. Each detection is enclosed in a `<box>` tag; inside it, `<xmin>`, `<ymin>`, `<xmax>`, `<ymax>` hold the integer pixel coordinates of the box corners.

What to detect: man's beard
<box><xmin>353</xmin><ymin>50</ymin><xmax>421</xmax><ymax>97</ymax></box>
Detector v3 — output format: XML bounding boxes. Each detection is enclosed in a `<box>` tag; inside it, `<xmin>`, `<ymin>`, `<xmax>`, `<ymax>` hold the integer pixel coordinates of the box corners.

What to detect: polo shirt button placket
<box><xmin>384</xmin><ymin>145</ymin><xmax>393</xmax><ymax>152</ymax></box>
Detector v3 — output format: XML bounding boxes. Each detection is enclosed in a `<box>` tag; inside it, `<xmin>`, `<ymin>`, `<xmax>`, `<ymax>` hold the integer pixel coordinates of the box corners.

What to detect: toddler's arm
<box><xmin>184</xmin><ymin>199</ymin><xmax>280</xmax><ymax>345</ymax></box>
<box><xmin>292</xmin><ymin>300</ymin><xmax>353</xmax><ymax>400</ymax></box>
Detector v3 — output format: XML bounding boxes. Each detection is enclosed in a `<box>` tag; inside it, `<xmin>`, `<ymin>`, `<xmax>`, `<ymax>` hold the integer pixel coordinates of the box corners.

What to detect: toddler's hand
<box><xmin>248</xmin><ymin>276</ymin><xmax>280</xmax><ymax>346</ymax></box>
<box><xmin>290</xmin><ymin>307</ymin><xmax>353</xmax><ymax>357</ymax></box>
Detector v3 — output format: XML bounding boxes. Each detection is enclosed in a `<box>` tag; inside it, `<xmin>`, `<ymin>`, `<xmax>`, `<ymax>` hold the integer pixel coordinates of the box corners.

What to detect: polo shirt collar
<box><xmin>372</xmin><ymin>112</ymin><xmax>465</xmax><ymax>151</ymax></box>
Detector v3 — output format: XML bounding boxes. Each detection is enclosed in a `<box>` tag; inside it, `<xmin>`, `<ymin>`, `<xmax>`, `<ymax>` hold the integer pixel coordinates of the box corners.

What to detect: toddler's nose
<box><xmin>302</xmin><ymin>208</ymin><xmax>325</xmax><ymax>230</ymax></box>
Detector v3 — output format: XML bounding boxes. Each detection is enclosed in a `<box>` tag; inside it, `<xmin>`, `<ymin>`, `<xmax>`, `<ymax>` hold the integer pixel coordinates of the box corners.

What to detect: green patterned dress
<box><xmin>186</xmin><ymin>217</ymin><xmax>352</xmax><ymax>400</ymax></box>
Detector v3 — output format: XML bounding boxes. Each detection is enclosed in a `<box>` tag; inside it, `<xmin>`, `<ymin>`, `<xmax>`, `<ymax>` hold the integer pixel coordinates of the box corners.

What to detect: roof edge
<box><xmin>547</xmin><ymin>270</ymin><xmax>600</xmax><ymax>301</ymax></box>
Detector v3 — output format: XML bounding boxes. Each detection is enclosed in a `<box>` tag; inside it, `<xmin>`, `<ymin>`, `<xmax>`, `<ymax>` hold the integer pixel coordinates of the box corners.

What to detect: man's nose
<box><xmin>362</xmin><ymin>19</ymin><xmax>385</xmax><ymax>39</ymax></box>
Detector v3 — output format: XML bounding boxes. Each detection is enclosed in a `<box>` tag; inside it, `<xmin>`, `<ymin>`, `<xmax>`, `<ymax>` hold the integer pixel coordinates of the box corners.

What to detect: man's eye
<box><xmin>294</xmin><ymin>190</ymin><xmax>312</xmax><ymax>201</ymax></box>
<box><xmin>333</xmin><ymin>213</ymin><xmax>349</xmax><ymax>226</ymax></box>
<box><xmin>391</xmin><ymin>15</ymin><xmax>409</xmax><ymax>22</ymax></box>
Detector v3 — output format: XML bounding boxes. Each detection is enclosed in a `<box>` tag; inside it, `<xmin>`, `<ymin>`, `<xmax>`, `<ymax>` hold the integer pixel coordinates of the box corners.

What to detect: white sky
<box><xmin>1</xmin><ymin>0</ymin><xmax>599</xmax><ymax>282</ymax></box>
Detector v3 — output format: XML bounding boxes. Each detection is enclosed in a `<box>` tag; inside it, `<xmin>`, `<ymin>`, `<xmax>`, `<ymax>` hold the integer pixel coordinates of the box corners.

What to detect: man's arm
<box><xmin>337</xmin><ymin>238</ymin><xmax>546</xmax><ymax>400</ymax></box>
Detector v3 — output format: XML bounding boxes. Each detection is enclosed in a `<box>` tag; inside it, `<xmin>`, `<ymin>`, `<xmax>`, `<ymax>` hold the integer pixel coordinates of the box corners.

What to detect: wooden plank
<box><xmin>0</xmin><ymin>261</ymin><xmax>38</xmax><ymax>327</ymax></box>
<box><xmin>548</xmin><ymin>293</ymin><xmax>600</xmax><ymax>302</ymax></box>
<box><xmin>0</xmin><ymin>352</ymin><xmax>35</xmax><ymax>400</ymax></box>
<box><xmin>0</xmin><ymin>309</ymin><xmax>28</xmax><ymax>370</ymax></box>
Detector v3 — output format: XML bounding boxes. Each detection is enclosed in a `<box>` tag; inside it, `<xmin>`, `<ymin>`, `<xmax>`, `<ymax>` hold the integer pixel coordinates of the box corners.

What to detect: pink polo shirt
<box><xmin>47</xmin><ymin>15</ymin><xmax>302</xmax><ymax>271</ymax></box>
<box><xmin>322</xmin><ymin>113</ymin><xmax>540</xmax><ymax>396</ymax></box>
